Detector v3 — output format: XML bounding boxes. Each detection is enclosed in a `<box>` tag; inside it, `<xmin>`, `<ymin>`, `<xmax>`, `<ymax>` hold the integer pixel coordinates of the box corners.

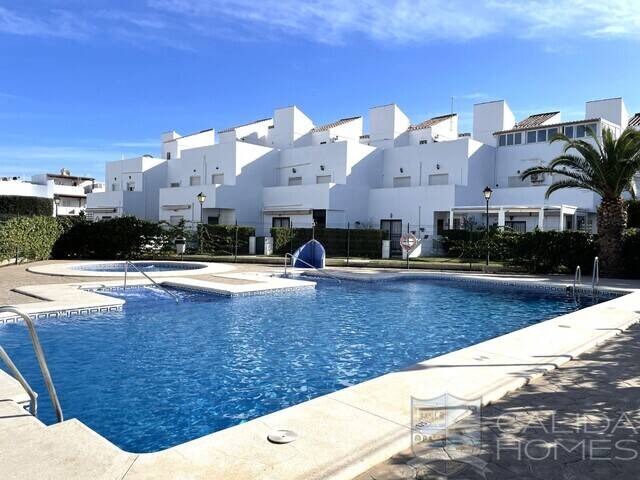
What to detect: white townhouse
<box><xmin>86</xmin><ymin>95</ymin><xmax>637</xmax><ymax>256</ymax></box>
<box><xmin>0</xmin><ymin>169</ymin><xmax>102</xmax><ymax>217</ymax></box>
<box><xmin>86</xmin><ymin>156</ymin><xmax>166</xmax><ymax>221</ymax></box>
<box><xmin>449</xmin><ymin>97</ymin><xmax>628</xmax><ymax>235</ymax></box>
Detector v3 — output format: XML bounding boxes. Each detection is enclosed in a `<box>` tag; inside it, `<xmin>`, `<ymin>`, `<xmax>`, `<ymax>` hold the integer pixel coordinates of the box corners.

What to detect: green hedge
<box><xmin>197</xmin><ymin>224</ymin><xmax>255</xmax><ymax>255</ymax></box>
<box><xmin>626</xmin><ymin>200</ymin><xmax>640</xmax><ymax>228</ymax></box>
<box><xmin>271</xmin><ymin>227</ymin><xmax>387</xmax><ymax>258</ymax></box>
<box><xmin>0</xmin><ymin>216</ymin><xmax>66</xmax><ymax>262</ymax></box>
<box><xmin>441</xmin><ymin>229</ymin><xmax>598</xmax><ymax>273</ymax></box>
<box><xmin>0</xmin><ymin>196</ymin><xmax>53</xmax><ymax>218</ymax></box>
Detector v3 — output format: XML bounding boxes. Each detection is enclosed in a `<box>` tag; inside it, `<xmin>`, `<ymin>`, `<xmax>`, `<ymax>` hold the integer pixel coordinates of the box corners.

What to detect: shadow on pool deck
<box><xmin>354</xmin><ymin>323</ymin><xmax>640</xmax><ymax>480</ymax></box>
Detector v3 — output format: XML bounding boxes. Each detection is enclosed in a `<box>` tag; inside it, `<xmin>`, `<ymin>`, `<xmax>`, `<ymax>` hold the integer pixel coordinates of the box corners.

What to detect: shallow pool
<box><xmin>0</xmin><ymin>279</ymin><xmax>586</xmax><ymax>452</ymax></box>
<box><xmin>71</xmin><ymin>261</ymin><xmax>207</xmax><ymax>273</ymax></box>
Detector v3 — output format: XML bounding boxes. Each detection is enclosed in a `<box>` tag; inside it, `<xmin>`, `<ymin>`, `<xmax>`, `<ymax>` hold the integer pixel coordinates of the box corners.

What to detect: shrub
<box><xmin>197</xmin><ymin>224</ymin><xmax>255</xmax><ymax>255</ymax></box>
<box><xmin>0</xmin><ymin>216</ymin><xmax>65</xmax><ymax>262</ymax></box>
<box><xmin>622</xmin><ymin>228</ymin><xmax>640</xmax><ymax>274</ymax></box>
<box><xmin>270</xmin><ymin>227</ymin><xmax>387</xmax><ymax>258</ymax></box>
<box><xmin>0</xmin><ymin>196</ymin><xmax>53</xmax><ymax>218</ymax></box>
<box><xmin>440</xmin><ymin>229</ymin><xmax>598</xmax><ymax>273</ymax></box>
<box><xmin>52</xmin><ymin>216</ymin><xmax>172</xmax><ymax>259</ymax></box>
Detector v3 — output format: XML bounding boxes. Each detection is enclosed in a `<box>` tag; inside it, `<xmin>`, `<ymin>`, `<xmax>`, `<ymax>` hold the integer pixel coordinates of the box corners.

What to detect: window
<box><xmin>393</xmin><ymin>176</ymin><xmax>411</xmax><ymax>188</ymax></box>
<box><xmin>111</xmin><ymin>183</ymin><xmax>118</xmax><ymax>192</ymax></box>
<box><xmin>189</xmin><ymin>175</ymin><xmax>201</xmax><ymax>186</ymax></box>
<box><xmin>419</xmin><ymin>139</ymin><xmax>429</xmax><ymax>145</ymax></box>
<box><xmin>126</xmin><ymin>182</ymin><xmax>135</xmax><ymax>191</ymax></box>
<box><xmin>564</xmin><ymin>125</ymin><xmax>574</xmax><ymax>138</ymax></box>
<box><xmin>586</xmin><ymin>123</ymin><xmax>597</xmax><ymax>136</ymax></box>
<box><xmin>527</xmin><ymin>131</ymin><xmax>537</xmax><ymax>143</ymax></box>
<box><xmin>207</xmin><ymin>217</ymin><xmax>219</xmax><ymax>225</ymax></box>
<box><xmin>169</xmin><ymin>215</ymin><xmax>183</xmax><ymax>225</ymax></box>
<box><xmin>288</xmin><ymin>176</ymin><xmax>302</xmax><ymax>186</ymax></box>
<box><xmin>170</xmin><ymin>182</ymin><xmax>180</xmax><ymax>188</ymax></box>
<box><xmin>507</xmin><ymin>134</ymin><xmax>514</xmax><ymax>146</ymax></box>
<box><xmin>547</xmin><ymin>128</ymin><xmax>558</xmax><ymax>138</ymax></box>
<box><xmin>428</xmin><ymin>173</ymin><xmax>449</xmax><ymax>185</ymax></box>
<box><xmin>166</xmin><ymin>152</ymin><xmax>171</xmax><ymax>160</ymax></box>
<box><xmin>537</xmin><ymin>129</ymin><xmax>547</xmax><ymax>142</ymax></box>
<box><xmin>211</xmin><ymin>174</ymin><xmax>224</xmax><ymax>185</ymax></box>
<box><xmin>320</xmin><ymin>141</ymin><xmax>327</xmax><ymax>145</ymax></box>
<box><xmin>514</xmin><ymin>132</ymin><xmax>522</xmax><ymax>145</ymax></box>
<box><xmin>272</xmin><ymin>217</ymin><xmax>290</xmax><ymax>228</ymax></box>
<box><xmin>577</xmin><ymin>125</ymin><xmax>586</xmax><ymax>138</ymax></box>
<box><xmin>499</xmin><ymin>135</ymin><xmax>506</xmax><ymax>146</ymax></box>
<box><xmin>316</xmin><ymin>175</ymin><xmax>332</xmax><ymax>184</ymax></box>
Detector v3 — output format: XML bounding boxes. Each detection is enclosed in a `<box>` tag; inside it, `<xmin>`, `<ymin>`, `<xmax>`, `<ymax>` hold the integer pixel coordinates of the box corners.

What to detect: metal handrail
<box><xmin>573</xmin><ymin>265</ymin><xmax>581</xmax><ymax>305</ymax></box>
<box><xmin>283</xmin><ymin>253</ymin><xmax>342</xmax><ymax>283</ymax></box>
<box><xmin>123</xmin><ymin>261</ymin><xmax>179</xmax><ymax>303</ymax></box>
<box><xmin>0</xmin><ymin>306</ymin><xmax>63</xmax><ymax>422</ymax></box>
<box><xmin>591</xmin><ymin>256</ymin><xmax>600</xmax><ymax>303</ymax></box>
<box><xmin>0</xmin><ymin>346</ymin><xmax>37</xmax><ymax>416</ymax></box>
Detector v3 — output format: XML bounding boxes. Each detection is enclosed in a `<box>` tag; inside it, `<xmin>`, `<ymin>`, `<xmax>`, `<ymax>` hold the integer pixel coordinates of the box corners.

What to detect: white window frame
<box><xmin>211</xmin><ymin>173</ymin><xmax>224</xmax><ymax>185</ymax></box>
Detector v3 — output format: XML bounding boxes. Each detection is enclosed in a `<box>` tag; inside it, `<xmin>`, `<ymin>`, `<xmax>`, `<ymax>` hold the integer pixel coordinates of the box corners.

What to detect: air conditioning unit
<box><xmin>530</xmin><ymin>173</ymin><xmax>545</xmax><ymax>184</ymax></box>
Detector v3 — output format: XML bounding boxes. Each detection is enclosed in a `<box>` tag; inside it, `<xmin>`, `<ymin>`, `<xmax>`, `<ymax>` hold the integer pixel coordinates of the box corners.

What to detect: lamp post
<box><xmin>54</xmin><ymin>197</ymin><xmax>60</xmax><ymax>217</ymax></box>
<box><xmin>483</xmin><ymin>186</ymin><xmax>492</xmax><ymax>266</ymax></box>
<box><xmin>196</xmin><ymin>192</ymin><xmax>206</xmax><ymax>224</ymax></box>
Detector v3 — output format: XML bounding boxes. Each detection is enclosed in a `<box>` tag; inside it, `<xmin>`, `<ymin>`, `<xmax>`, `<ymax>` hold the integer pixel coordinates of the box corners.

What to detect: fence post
<box><xmin>234</xmin><ymin>220</ymin><xmax>238</xmax><ymax>263</ymax></box>
<box><xmin>346</xmin><ymin>222</ymin><xmax>350</xmax><ymax>266</ymax></box>
<box><xmin>406</xmin><ymin>222</ymin><xmax>410</xmax><ymax>270</ymax></box>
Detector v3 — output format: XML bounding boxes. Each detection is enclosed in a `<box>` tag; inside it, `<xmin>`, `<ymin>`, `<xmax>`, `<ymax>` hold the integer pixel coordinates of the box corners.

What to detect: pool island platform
<box><xmin>1</xmin><ymin>260</ymin><xmax>640</xmax><ymax>479</ymax></box>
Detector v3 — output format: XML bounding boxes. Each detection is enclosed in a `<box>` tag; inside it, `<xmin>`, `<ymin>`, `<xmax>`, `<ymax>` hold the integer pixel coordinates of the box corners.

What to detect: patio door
<box><xmin>380</xmin><ymin>219</ymin><xmax>403</xmax><ymax>256</ymax></box>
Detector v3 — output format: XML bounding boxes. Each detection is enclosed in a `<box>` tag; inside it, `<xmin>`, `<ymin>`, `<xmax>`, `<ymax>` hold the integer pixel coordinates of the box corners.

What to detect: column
<box><xmin>537</xmin><ymin>208</ymin><xmax>545</xmax><ymax>231</ymax></box>
<box><xmin>558</xmin><ymin>206</ymin><xmax>565</xmax><ymax>232</ymax></box>
<box><xmin>449</xmin><ymin>210</ymin><xmax>455</xmax><ymax>230</ymax></box>
<box><xmin>497</xmin><ymin>208</ymin><xmax>506</xmax><ymax>228</ymax></box>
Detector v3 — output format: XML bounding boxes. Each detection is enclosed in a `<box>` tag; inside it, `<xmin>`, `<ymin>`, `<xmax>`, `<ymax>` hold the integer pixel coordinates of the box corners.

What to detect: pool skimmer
<box><xmin>267</xmin><ymin>429</ymin><xmax>298</xmax><ymax>444</ymax></box>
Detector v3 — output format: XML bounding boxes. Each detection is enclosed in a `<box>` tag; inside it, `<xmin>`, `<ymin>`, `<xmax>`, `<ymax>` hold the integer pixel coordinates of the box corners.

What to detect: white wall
<box><xmin>473</xmin><ymin>100</ymin><xmax>515</xmax><ymax>146</ymax></box>
<box><xmin>586</xmin><ymin>98</ymin><xmax>628</xmax><ymax>129</ymax></box>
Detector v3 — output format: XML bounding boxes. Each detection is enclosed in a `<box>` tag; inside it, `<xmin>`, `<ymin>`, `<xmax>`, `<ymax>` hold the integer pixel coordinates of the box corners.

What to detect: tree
<box><xmin>521</xmin><ymin>127</ymin><xmax>640</xmax><ymax>274</ymax></box>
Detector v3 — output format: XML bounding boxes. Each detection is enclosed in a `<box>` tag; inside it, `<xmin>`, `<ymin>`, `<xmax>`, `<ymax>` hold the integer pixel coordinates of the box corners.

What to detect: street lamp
<box><xmin>483</xmin><ymin>186</ymin><xmax>493</xmax><ymax>266</ymax></box>
<box><xmin>196</xmin><ymin>192</ymin><xmax>206</xmax><ymax>224</ymax></box>
<box><xmin>54</xmin><ymin>197</ymin><xmax>60</xmax><ymax>217</ymax></box>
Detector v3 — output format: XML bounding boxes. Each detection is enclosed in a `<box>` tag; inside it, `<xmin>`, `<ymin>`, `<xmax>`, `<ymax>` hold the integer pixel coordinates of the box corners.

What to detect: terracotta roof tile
<box><xmin>629</xmin><ymin>113</ymin><xmax>640</xmax><ymax>128</ymax></box>
<box><xmin>513</xmin><ymin>111</ymin><xmax>559</xmax><ymax>129</ymax></box>
<box><xmin>408</xmin><ymin>113</ymin><xmax>456</xmax><ymax>131</ymax></box>
<box><xmin>218</xmin><ymin>118</ymin><xmax>272</xmax><ymax>134</ymax></box>
<box><xmin>311</xmin><ymin>116</ymin><xmax>361</xmax><ymax>132</ymax></box>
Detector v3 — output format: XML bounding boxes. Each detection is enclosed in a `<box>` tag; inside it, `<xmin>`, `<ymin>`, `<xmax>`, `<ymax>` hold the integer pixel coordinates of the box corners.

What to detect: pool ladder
<box><xmin>123</xmin><ymin>261</ymin><xmax>180</xmax><ymax>303</ymax></box>
<box><xmin>572</xmin><ymin>257</ymin><xmax>600</xmax><ymax>305</ymax></box>
<box><xmin>0</xmin><ymin>305</ymin><xmax>63</xmax><ymax>422</ymax></box>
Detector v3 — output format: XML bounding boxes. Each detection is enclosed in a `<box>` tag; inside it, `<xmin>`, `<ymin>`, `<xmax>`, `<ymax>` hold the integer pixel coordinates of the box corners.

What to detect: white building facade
<box><xmin>87</xmin><ymin>96</ymin><xmax>636</xmax><ymax>255</ymax></box>
<box><xmin>1</xmin><ymin>169</ymin><xmax>102</xmax><ymax>217</ymax></box>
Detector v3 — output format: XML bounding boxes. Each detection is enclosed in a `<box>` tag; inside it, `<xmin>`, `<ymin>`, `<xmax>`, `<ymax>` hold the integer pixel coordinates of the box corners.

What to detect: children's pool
<box><xmin>0</xmin><ymin>279</ymin><xmax>588</xmax><ymax>453</ymax></box>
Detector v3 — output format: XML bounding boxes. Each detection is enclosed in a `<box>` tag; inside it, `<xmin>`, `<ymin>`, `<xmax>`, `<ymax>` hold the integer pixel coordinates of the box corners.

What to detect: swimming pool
<box><xmin>0</xmin><ymin>279</ymin><xmax>588</xmax><ymax>453</ymax></box>
<box><xmin>71</xmin><ymin>261</ymin><xmax>207</xmax><ymax>273</ymax></box>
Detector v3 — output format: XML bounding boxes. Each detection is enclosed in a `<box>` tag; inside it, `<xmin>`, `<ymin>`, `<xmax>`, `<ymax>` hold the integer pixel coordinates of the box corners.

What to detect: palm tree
<box><xmin>521</xmin><ymin>127</ymin><xmax>640</xmax><ymax>274</ymax></box>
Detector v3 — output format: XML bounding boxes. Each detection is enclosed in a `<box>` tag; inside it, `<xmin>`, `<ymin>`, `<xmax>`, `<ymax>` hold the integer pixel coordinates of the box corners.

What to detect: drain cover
<box><xmin>267</xmin><ymin>429</ymin><xmax>298</xmax><ymax>444</ymax></box>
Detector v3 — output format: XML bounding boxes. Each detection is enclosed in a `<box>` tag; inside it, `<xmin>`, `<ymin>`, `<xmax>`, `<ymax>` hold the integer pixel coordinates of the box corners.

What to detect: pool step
<box><xmin>0</xmin><ymin>403</ymin><xmax>136</xmax><ymax>480</ymax></box>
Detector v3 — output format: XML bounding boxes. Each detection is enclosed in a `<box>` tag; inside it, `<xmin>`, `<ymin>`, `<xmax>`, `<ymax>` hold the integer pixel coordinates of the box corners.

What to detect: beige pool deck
<box><xmin>1</xmin><ymin>260</ymin><xmax>640</xmax><ymax>479</ymax></box>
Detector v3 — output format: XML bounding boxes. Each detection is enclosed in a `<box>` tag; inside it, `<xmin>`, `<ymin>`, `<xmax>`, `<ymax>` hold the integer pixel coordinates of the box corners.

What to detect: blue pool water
<box><xmin>0</xmin><ymin>279</ymin><xmax>585</xmax><ymax>453</ymax></box>
<box><xmin>71</xmin><ymin>261</ymin><xmax>206</xmax><ymax>273</ymax></box>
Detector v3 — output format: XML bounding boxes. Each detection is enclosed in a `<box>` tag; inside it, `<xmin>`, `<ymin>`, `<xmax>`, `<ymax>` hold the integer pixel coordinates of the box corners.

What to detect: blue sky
<box><xmin>1</xmin><ymin>0</ymin><xmax>640</xmax><ymax>181</ymax></box>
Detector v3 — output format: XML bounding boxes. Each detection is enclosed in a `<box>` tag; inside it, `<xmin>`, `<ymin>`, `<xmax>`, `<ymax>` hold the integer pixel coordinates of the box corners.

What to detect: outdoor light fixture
<box><xmin>436</xmin><ymin>164</ymin><xmax>440</xmax><ymax>170</ymax></box>
<box><xmin>320</xmin><ymin>165</ymin><xmax>325</xmax><ymax>171</ymax></box>
<box><xmin>197</xmin><ymin>192</ymin><xmax>206</xmax><ymax>224</ymax></box>
<box><xmin>400</xmin><ymin>167</ymin><xmax>404</xmax><ymax>173</ymax></box>
<box><xmin>292</xmin><ymin>168</ymin><xmax>297</xmax><ymax>173</ymax></box>
<box><xmin>483</xmin><ymin>186</ymin><xmax>493</xmax><ymax>266</ymax></box>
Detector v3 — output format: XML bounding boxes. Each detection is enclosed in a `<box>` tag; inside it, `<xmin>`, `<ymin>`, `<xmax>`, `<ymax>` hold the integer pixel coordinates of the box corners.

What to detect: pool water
<box><xmin>0</xmin><ymin>280</ymin><xmax>585</xmax><ymax>453</ymax></box>
<box><xmin>71</xmin><ymin>261</ymin><xmax>206</xmax><ymax>273</ymax></box>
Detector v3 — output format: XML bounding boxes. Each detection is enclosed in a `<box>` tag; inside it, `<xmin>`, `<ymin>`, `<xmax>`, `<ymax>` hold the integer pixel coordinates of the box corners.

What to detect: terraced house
<box><xmin>86</xmin><ymin>96</ymin><xmax>637</xmax><ymax>255</ymax></box>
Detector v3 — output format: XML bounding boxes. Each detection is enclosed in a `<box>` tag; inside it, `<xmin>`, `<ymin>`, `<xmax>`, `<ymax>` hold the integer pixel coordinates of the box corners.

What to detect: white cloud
<box><xmin>2</xmin><ymin>1</ymin><xmax>640</xmax><ymax>46</ymax></box>
<box><xmin>0</xmin><ymin>7</ymin><xmax>90</xmax><ymax>39</ymax></box>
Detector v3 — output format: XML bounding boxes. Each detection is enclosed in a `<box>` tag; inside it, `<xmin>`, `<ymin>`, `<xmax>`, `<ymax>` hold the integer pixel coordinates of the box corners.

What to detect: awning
<box><xmin>263</xmin><ymin>208</ymin><xmax>313</xmax><ymax>216</ymax></box>
<box><xmin>86</xmin><ymin>207</ymin><xmax>117</xmax><ymax>213</ymax></box>
<box><xmin>162</xmin><ymin>204</ymin><xmax>192</xmax><ymax>211</ymax></box>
